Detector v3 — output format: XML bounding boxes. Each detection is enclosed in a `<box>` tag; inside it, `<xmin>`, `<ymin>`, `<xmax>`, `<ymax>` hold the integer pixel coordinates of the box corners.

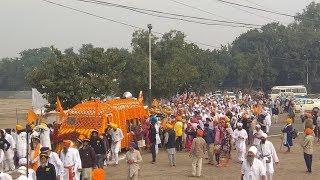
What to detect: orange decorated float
<box><xmin>53</xmin><ymin>94</ymin><xmax>148</xmax><ymax>150</ymax></box>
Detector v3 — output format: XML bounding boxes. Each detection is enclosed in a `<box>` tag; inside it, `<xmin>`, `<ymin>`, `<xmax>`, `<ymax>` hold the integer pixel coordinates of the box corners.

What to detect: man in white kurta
<box><xmin>16</xmin><ymin>125</ymin><xmax>27</xmax><ymax>159</ymax></box>
<box><xmin>60</xmin><ymin>141</ymin><xmax>82</xmax><ymax>180</ymax></box>
<box><xmin>241</xmin><ymin>146</ymin><xmax>266</xmax><ymax>180</ymax></box>
<box><xmin>126</xmin><ymin>142</ymin><xmax>143</xmax><ymax>180</ymax></box>
<box><xmin>17</xmin><ymin>158</ymin><xmax>36</xmax><ymax>180</ymax></box>
<box><xmin>111</xmin><ymin>125</ymin><xmax>124</xmax><ymax>165</ymax></box>
<box><xmin>3</xmin><ymin>130</ymin><xmax>15</xmax><ymax>171</ymax></box>
<box><xmin>37</xmin><ymin>124</ymin><xmax>51</xmax><ymax>150</ymax></box>
<box><xmin>265</xmin><ymin>112</ymin><xmax>272</xmax><ymax>134</ymax></box>
<box><xmin>253</xmin><ymin>125</ymin><xmax>263</xmax><ymax>147</ymax></box>
<box><xmin>233</xmin><ymin>123</ymin><xmax>248</xmax><ymax>163</ymax></box>
<box><xmin>256</xmin><ymin>133</ymin><xmax>279</xmax><ymax>180</ymax></box>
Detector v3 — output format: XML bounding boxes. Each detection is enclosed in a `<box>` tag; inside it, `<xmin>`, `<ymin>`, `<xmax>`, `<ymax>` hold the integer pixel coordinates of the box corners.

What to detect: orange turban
<box><xmin>176</xmin><ymin>116</ymin><xmax>182</xmax><ymax>121</ymax></box>
<box><xmin>305</xmin><ymin>128</ymin><xmax>313</xmax><ymax>135</ymax></box>
<box><xmin>63</xmin><ymin>140</ymin><xmax>71</xmax><ymax>147</ymax></box>
<box><xmin>196</xmin><ymin>129</ymin><xmax>204</xmax><ymax>137</ymax></box>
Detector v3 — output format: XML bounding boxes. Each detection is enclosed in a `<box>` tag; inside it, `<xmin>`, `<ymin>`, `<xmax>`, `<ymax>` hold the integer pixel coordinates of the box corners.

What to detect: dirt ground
<box><xmin>0</xmin><ymin>99</ymin><xmax>31</xmax><ymax>128</ymax></box>
<box><xmin>106</xmin><ymin>136</ymin><xmax>320</xmax><ymax>180</ymax></box>
<box><xmin>106</xmin><ymin>117</ymin><xmax>320</xmax><ymax>180</ymax></box>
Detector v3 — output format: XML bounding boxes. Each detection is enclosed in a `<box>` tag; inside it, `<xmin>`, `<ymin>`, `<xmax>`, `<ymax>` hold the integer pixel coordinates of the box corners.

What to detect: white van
<box><xmin>269</xmin><ymin>85</ymin><xmax>307</xmax><ymax>100</ymax></box>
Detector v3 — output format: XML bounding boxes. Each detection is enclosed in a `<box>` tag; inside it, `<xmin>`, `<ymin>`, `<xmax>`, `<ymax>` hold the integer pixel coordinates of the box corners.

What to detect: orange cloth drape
<box><xmin>30</xmin><ymin>144</ymin><xmax>41</xmax><ymax>171</ymax></box>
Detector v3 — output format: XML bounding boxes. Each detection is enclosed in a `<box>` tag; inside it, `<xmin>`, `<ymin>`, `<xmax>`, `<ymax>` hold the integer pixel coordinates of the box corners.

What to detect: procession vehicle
<box><xmin>52</xmin><ymin>93</ymin><xmax>148</xmax><ymax>151</ymax></box>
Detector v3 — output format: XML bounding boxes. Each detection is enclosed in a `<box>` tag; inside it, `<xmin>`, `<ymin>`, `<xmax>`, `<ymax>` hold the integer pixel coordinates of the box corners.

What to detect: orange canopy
<box><xmin>55</xmin><ymin>98</ymin><xmax>148</xmax><ymax>148</ymax></box>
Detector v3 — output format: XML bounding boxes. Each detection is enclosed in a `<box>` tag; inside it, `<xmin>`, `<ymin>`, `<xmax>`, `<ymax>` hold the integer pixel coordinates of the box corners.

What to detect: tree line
<box><xmin>1</xmin><ymin>2</ymin><xmax>320</xmax><ymax>109</ymax></box>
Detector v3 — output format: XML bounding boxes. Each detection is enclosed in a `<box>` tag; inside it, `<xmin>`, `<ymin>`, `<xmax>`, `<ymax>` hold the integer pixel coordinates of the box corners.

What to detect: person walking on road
<box><xmin>241</xmin><ymin>146</ymin><xmax>266</xmax><ymax>180</ymax></box>
<box><xmin>89</xmin><ymin>130</ymin><xmax>106</xmax><ymax>168</ymax></box>
<box><xmin>256</xmin><ymin>133</ymin><xmax>279</xmax><ymax>180</ymax></box>
<box><xmin>190</xmin><ymin>129</ymin><xmax>206</xmax><ymax>177</ymax></box>
<box><xmin>203</xmin><ymin>123</ymin><xmax>215</xmax><ymax>165</ymax></box>
<box><xmin>164</xmin><ymin>124</ymin><xmax>176</xmax><ymax>167</ymax></box>
<box><xmin>79</xmin><ymin>138</ymin><xmax>97</xmax><ymax>180</ymax></box>
<box><xmin>301</xmin><ymin>128</ymin><xmax>314</xmax><ymax>173</ymax></box>
<box><xmin>149</xmin><ymin>116</ymin><xmax>158</xmax><ymax>164</ymax></box>
<box><xmin>126</xmin><ymin>142</ymin><xmax>142</xmax><ymax>180</ymax></box>
<box><xmin>282</xmin><ymin>118</ymin><xmax>293</xmax><ymax>152</ymax></box>
<box><xmin>174</xmin><ymin>117</ymin><xmax>183</xmax><ymax>152</ymax></box>
<box><xmin>233</xmin><ymin>123</ymin><xmax>248</xmax><ymax>163</ymax></box>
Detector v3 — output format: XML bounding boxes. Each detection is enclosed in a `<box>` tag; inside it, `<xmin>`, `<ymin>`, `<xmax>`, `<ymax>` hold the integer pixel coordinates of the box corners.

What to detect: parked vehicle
<box><xmin>294</xmin><ymin>98</ymin><xmax>320</xmax><ymax>113</ymax></box>
<box><xmin>226</xmin><ymin>91</ymin><xmax>236</xmax><ymax>99</ymax></box>
<box><xmin>269</xmin><ymin>85</ymin><xmax>307</xmax><ymax>100</ymax></box>
<box><xmin>213</xmin><ymin>91</ymin><xmax>222</xmax><ymax>98</ymax></box>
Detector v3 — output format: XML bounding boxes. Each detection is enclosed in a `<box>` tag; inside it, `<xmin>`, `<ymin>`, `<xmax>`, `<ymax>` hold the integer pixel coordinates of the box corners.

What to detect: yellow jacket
<box><xmin>174</xmin><ymin>121</ymin><xmax>183</xmax><ymax>137</ymax></box>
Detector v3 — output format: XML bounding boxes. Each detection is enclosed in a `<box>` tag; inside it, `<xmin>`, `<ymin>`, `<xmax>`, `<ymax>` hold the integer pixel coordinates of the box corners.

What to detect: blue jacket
<box><xmin>204</xmin><ymin>127</ymin><xmax>215</xmax><ymax>144</ymax></box>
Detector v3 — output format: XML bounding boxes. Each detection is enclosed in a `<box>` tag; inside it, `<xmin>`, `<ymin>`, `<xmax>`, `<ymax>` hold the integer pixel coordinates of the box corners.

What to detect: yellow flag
<box><xmin>27</xmin><ymin>109</ymin><xmax>38</xmax><ymax>124</ymax></box>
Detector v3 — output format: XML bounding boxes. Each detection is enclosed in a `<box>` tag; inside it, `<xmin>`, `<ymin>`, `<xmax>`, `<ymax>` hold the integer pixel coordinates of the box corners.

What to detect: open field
<box><xmin>0</xmin><ymin>99</ymin><xmax>31</xmax><ymax>128</ymax></box>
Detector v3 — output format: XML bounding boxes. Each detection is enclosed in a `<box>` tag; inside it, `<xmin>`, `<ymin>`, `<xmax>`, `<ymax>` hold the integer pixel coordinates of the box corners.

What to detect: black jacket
<box><xmin>165</xmin><ymin>129</ymin><xmax>176</xmax><ymax>149</ymax></box>
<box><xmin>89</xmin><ymin>138</ymin><xmax>106</xmax><ymax>155</ymax></box>
<box><xmin>149</xmin><ymin>125</ymin><xmax>157</xmax><ymax>144</ymax></box>
<box><xmin>36</xmin><ymin>163</ymin><xmax>56</xmax><ymax>180</ymax></box>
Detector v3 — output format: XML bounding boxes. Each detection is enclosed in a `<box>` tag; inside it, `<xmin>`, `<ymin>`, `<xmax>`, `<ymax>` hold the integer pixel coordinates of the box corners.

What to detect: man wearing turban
<box><xmin>301</xmin><ymin>128</ymin><xmax>314</xmax><ymax>173</ymax></box>
<box><xmin>111</xmin><ymin>124</ymin><xmax>124</xmax><ymax>166</ymax></box>
<box><xmin>164</xmin><ymin>124</ymin><xmax>176</xmax><ymax>167</ymax></box>
<box><xmin>256</xmin><ymin>133</ymin><xmax>279</xmax><ymax>180</ymax></box>
<box><xmin>282</xmin><ymin>118</ymin><xmax>293</xmax><ymax>152</ymax></box>
<box><xmin>15</xmin><ymin>125</ymin><xmax>27</xmax><ymax>160</ymax></box>
<box><xmin>233</xmin><ymin>123</ymin><xmax>248</xmax><ymax>163</ymax></box>
<box><xmin>60</xmin><ymin>140</ymin><xmax>82</xmax><ymax>180</ymax></box>
<box><xmin>190</xmin><ymin>129</ymin><xmax>206</xmax><ymax>177</ymax></box>
<box><xmin>126</xmin><ymin>142</ymin><xmax>142</xmax><ymax>180</ymax></box>
<box><xmin>241</xmin><ymin>146</ymin><xmax>266</xmax><ymax>180</ymax></box>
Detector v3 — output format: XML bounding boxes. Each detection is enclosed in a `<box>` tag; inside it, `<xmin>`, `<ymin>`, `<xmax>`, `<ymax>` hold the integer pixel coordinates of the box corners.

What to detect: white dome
<box><xmin>123</xmin><ymin>92</ymin><xmax>133</xmax><ymax>98</ymax></box>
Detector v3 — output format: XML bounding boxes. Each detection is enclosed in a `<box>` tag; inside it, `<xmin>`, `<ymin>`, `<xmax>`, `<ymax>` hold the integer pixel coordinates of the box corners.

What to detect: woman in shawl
<box><xmin>185</xmin><ymin>123</ymin><xmax>195</xmax><ymax>151</ymax></box>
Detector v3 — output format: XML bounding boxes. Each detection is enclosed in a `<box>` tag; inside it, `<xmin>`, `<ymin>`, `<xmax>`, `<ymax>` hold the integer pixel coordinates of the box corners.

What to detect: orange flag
<box><xmin>56</xmin><ymin>97</ymin><xmax>66</xmax><ymax>118</ymax></box>
<box><xmin>138</xmin><ymin>91</ymin><xmax>144</xmax><ymax>103</ymax></box>
<box><xmin>27</xmin><ymin>109</ymin><xmax>38</xmax><ymax>124</ymax></box>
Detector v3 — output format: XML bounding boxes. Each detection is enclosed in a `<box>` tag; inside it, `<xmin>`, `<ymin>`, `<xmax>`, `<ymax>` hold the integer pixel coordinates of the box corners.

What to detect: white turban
<box><xmin>255</xmin><ymin>124</ymin><xmax>261</xmax><ymax>129</ymax></box>
<box><xmin>237</xmin><ymin>122</ymin><xmax>243</xmax><ymax>127</ymax></box>
<box><xmin>18</xmin><ymin>158</ymin><xmax>27</xmax><ymax>165</ymax></box>
<box><xmin>261</xmin><ymin>133</ymin><xmax>268</xmax><ymax>139</ymax></box>
<box><xmin>248</xmin><ymin>146</ymin><xmax>258</xmax><ymax>155</ymax></box>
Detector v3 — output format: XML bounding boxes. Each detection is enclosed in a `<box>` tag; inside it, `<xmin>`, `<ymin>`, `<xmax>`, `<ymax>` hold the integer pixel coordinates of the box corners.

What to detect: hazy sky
<box><xmin>0</xmin><ymin>0</ymin><xmax>318</xmax><ymax>58</ymax></box>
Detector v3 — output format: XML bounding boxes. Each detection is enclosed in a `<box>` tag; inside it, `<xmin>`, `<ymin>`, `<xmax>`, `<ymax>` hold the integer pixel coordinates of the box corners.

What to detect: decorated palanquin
<box><xmin>53</xmin><ymin>98</ymin><xmax>148</xmax><ymax>150</ymax></box>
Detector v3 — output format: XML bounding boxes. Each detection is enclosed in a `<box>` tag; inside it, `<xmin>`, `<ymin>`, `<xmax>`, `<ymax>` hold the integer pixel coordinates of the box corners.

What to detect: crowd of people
<box><xmin>0</xmin><ymin>91</ymin><xmax>319</xmax><ymax>180</ymax></box>
<box><xmin>0</xmin><ymin>122</ymin><xmax>125</xmax><ymax>180</ymax></box>
<box><xmin>128</xmin><ymin>92</ymin><xmax>318</xmax><ymax>179</ymax></box>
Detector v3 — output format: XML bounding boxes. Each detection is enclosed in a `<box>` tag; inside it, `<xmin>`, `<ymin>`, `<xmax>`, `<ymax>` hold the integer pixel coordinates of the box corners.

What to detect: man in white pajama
<box><xmin>233</xmin><ymin>123</ymin><xmax>248</xmax><ymax>163</ymax></box>
<box><xmin>60</xmin><ymin>140</ymin><xmax>82</xmax><ymax>180</ymax></box>
<box><xmin>256</xmin><ymin>133</ymin><xmax>279</xmax><ymax>180</ymax></box>
<box><xmin>111</xmin><ymin>124</ymin><xmax>123</xmax><ymax>165</ymax></box>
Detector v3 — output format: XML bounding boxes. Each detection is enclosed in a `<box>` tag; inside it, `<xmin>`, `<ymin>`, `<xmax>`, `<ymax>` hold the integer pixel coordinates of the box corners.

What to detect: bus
<box><xmin>269</xmin><ymin>85</ymin><xmax>307</xmax><ymax>100</ymax></box>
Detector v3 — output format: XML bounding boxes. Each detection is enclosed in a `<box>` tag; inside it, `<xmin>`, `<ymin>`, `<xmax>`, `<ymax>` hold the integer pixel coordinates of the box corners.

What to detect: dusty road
<box><xmin>106</xmin><ymin>136</ymin><xmax>320</xmax><ymax>180</ymax></box>
<box><xmin>106</xmin><ymin>118</ymin><xmax>320</xmax><ymax>180</ymax></box>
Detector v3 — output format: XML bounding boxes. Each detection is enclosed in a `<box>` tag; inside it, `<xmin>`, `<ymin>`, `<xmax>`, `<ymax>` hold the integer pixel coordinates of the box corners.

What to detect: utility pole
<box><xmin>148</xmin><ymin>24</ymin><xmax>152</xmax><ymax>106</ymax></box>
<box><xmin>306</xmin><ymin>58</ymin><xmax>309</xmax><ymax>85</ymax></box>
